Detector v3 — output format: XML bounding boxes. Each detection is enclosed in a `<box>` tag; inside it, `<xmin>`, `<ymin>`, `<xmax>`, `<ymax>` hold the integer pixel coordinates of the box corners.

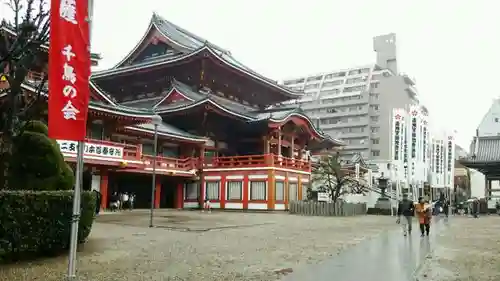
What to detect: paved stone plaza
<box><xmin>2</xmin><ymin>211</ymin><xmax>495</xmax><ymax>281</ymax></box>
<box><xmin>0</xmin><ymin>211</ymin><xmax>397</xmax><ymax>281</ymax></box>
<box><xmin>416</xmin><ymin>216</ymin><xmax>500</xmax><ymax>281</ymax></box>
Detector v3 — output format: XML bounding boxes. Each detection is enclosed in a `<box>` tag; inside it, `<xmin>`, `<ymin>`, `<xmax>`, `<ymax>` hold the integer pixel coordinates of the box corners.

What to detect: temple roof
<box><xmin>15</xmin><ymin>82</ymin><xmax>204</xmax><ymax>141</ymax></box>
<box><xmin>126</xmin><ymin>80</ymin><xmax>342</xmax><ymax>146</ymax></box>
<box><xmin>461</xmin><ymin>136</ymin><xmax>500</xmax><ymax>178</ymax></box>
<box><xmin>462</xmin><ymin>136</ymin><xmax>500</xmax><ymax>163</ymax></box>
<box><xmin>91</xmin><ymin>13</ymin><xmax>301</xmax><ymax>98</ymax></box>
<box><xmin>125</xmin><ymin>122</ymin><xmax>206</xmax><ymax>142</ymax></box>
<box><xmin>14</xmin><ymin>82</ymin><xmax>157</xmax><ymax>119</ymax></box>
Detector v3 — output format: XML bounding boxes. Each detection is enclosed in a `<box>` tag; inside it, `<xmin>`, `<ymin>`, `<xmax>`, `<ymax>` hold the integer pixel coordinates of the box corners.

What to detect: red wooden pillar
<box><xmin>199</xmin><ymin>145</ymin><xmax>206</xmax><ymax>208</ymax></box>
<box><xmin>220</xmin><ymin>175</ymin><xmax>226</xmax><ymax>209</ymax></box>
<box><xmin>100</xmin><ymin>170</ymin><xmax>108</xmax><ymax>210</ymax></box>
<box><xmin>154</xmin><ymin>175</ymin><xmax>161</xmax><ymax>209</ymax></box>
<box><xmin>175</xmin><ymin>183</ymin><xmax>184</xmax><ymax>209</ymax></box>
<box><xmin>242</xmin><ymin>175</ymin><xmax>249</xmax><ymax>209</ymax></box>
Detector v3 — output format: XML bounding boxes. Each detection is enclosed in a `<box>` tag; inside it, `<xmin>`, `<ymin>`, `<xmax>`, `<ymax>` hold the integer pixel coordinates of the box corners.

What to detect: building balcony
<box><xmin>57</xmin><ymin>138</ymin><xmax>197</xmax><ymax>176</ymax></box>
<box><xmin>58</xmin><ymin>139</ymin><xmax>312</xmax><ymax>175</ymax></box>
<box><xmin>142</xmin><ymin>155</ymin><xmax>198</xmax><ymax>176</ymax></box>
<box><xmin>401</xmin><ymin>73</ymin><xmax>416</xmax><ymax>85</ymax></box>
<box><xmin>204</xmin><ymin>154</ymin><xmax>311</xmax><ymax>172</ymax></box>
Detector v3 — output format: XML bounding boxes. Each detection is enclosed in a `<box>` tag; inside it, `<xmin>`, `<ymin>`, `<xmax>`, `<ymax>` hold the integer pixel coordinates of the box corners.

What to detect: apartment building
<box><xmin>280</xmin><ymin>33</ymin><xmax>419</xmax><ymax>163</ymax></box>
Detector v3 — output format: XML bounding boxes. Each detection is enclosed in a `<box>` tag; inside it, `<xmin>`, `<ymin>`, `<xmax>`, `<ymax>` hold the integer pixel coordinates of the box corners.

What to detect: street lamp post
<box><xmin>149</xmin><ymin>115</ymin><xmax>162</xmax><ymax>228</ymax></box>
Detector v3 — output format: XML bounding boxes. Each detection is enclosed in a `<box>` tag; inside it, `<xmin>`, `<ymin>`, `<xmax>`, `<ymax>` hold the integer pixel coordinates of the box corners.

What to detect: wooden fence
<box><xmin>289</xmin><ymin>201</ymin><xmax>367</xmax><ymax>216</ymax></box>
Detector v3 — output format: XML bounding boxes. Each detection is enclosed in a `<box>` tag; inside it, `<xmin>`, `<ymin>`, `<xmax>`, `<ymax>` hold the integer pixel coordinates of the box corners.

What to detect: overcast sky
<box><xmin>2</xmin><ymin>0</ymin><xmax>498</xmax><ymax>148</ymax></box>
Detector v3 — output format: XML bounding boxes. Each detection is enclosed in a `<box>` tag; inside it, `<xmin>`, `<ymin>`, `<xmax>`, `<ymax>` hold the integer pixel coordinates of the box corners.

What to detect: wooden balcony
<box><xmin>142</xmin><ymin>155</ymin><xmax>198</xmax><ymax>175</ymax></box>
<box><xmin>205</xmin><ymin>154</ymin><xmax>311</xmax><ymax>172</ymax></box>
<box><xmin>59</xmin><ymin>138</ymin><xmax>311</xmax><ymax>174</ymax></box>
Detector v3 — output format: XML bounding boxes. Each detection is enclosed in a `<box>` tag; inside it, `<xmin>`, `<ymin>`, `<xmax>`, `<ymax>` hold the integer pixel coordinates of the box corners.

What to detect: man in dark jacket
<box><xmin>397</xmin><ymin>193</ymin><xmax>415</xmax><ymax>236</ymax></box>
<box><xmin>93</xmin><ymin>189</ymin><xmax>102</xmax><ymax>215</ymax></box>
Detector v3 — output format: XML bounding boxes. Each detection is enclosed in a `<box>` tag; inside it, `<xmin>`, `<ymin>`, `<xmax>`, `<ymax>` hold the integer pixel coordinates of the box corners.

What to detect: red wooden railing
<box><xmin>142</xmin><ymin>155</ymin><xmax>197</xmax><ymax>171</ymax></box>
<box><xmin>272</xmin><ymin>154</ymin><xmax>311</xmax><ymax>171</ymax></box>
<box><xmin>208</xmin><ymin>154</ymin><xmax>268</xmax><ymax>167</ymax></box>
<box><xmin>205</xmin><ymin>154</ymin><xmax>311</xmax><ymax>172</ymax></box>
<box><xmin>76</xmin><ymin>139</ymin><xmax>311</xmax><ymax>172</ymax></box>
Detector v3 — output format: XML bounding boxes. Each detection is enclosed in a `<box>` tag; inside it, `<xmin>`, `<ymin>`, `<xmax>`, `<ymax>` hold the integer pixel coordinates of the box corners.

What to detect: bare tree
<box><xmin>312</xmin><ymin>154</ymin><xmax>368</xmax><ymax>202</ymax></box>
<box><xmin>0</xmin><ymin>0</ymin><xmax>50</xmax><ymax>188</ymax></box>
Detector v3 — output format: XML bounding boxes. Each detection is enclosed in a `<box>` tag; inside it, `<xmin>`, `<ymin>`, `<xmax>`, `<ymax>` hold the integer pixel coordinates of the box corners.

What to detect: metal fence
<box><xmin>289</xmin><ymin>201</ymin><xmax>367</xmax><ymax>216</ymax></box>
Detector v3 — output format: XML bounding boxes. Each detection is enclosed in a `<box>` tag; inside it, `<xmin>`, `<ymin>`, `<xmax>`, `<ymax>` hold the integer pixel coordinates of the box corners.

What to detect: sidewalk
<box><xmin>283</xmin><ymin>218</ymin><xmax>446</xmax><ymax>281</ymax></box>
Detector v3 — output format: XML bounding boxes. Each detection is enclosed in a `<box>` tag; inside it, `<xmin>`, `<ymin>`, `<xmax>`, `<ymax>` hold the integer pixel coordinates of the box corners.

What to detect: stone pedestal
<box><xmin>374</xmin><ymin>197</ymin><xmax>392</xmax><ymax>210</ymax></box>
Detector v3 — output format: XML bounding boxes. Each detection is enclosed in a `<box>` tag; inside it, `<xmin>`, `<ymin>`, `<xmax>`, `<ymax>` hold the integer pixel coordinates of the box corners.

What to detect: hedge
<box><xmin>367</xmin><ymin>207</ymin><xmax>397</xmax><ymax>216</ymax></box>
<box><xmin>0</xmin><ymin>190</ymin><xmax>96</xmax><ymax>262</ymax></box>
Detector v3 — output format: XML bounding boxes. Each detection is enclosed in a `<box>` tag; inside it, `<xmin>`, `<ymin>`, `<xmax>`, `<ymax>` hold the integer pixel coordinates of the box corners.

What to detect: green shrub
<box><xmin>22</xmin><ymin>120</ymin><xmax>49</xmax><ymax>135</ymax></box>
<box><xmin>8</xmin><ymin>121</ymin><xmax>74</xmax><ymax>191</ymax></box>
<box><xmin>0</xmin><ymin>190</ymin><xmax>96</xmax><ymax>263</ymax></box>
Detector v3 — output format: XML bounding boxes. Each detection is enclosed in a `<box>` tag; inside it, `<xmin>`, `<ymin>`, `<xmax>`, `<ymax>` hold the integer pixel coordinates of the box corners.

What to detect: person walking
<box><xmin>93</xmin><ymin>189</ymin><xmax>102</xmax><ymax>215</ymax></box>
<box><xmin>396</xmin><ymin>193</ymin><xmax>415</xmax><ymax>236</ymax></box>
<box><xmin>471</xmin><ymin>198</ymin><xmax>479</xmax><ymax>218</ymax></box>
<box><xmin>442</xmin><ymin>200</ymin><xmax>449</xmax><ymax>218</ymax></box>
<box><xmin>122</xmin><ymin>192</ymin><xmax>129</xmax><ymax>211</ymax></box>
<box><xmin>129</xmin><ymin>193</ymin><xmax>135</xmax><ymax>211</ymax></box>
<box><xmin>415</xmin><ymin>197</ymin><xmax>431</xmax><ymax>237</ymax></box>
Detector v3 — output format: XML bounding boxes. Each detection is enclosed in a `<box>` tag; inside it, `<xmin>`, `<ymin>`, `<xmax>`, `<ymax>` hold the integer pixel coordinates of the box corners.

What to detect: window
<box><xmin>322</xmin><ymin>80</ymin><xmax>343</xmax><ymax>87</ymax></box>
<box><xmin>250</xmin><ymin>181</ymin><xmax>266</xmax><ymax>200</ymax></box>
<box><xmin>302</xmin><ymin>183</ymin><xmax>310</xmax><ymax>200</ymax></box>
<box><xmin>325</xmin><ymin>72</ymin><xmax>346</xmax><ymax>79</ymax></box>
<box><xmin>206</xmin><ymin>181</ymin><xmax>220</xmax><ymax>200</ymax></box>
<box><xmin>185</xmin><ymin>183</ymin><xmax>199</xmax><ymax>200</ymax></box>
<box><xmin>370</xmin><ymin>116</ymin><xmax>379</xmax><ymax>122</ymax></box>
<box><xmin>370</xmin><ymin>82</ymin><xmax>379</xmax><ymax>88</ymax></box>
<box><xmin>320</xmin><ymin>89</ymin><xmax>341</xmax><ymax>96</ymax></box>
<box><xmin>227</xmin><ymin>181</ymin><xmax>242</xmax><ymax>200</ymax></box>
<box><xmin>142</xmin><ymin>143</ymin><xmax>154</xmax><ymax>155</ymax></box>
<box><xmin>343</xmin><ymin>85</ymin><xmax>366</xmax><ymax>93</ymax></box>
<box><xmin>370</xmin><ymin>93</ymin><xmax>379</xmax><ymax>99</ymax></box>
<box><xmin>162</xmin><ymin>147</ymin><xmax>179</xmax><ymax>157</ymax></box>
<box><xmin>89</xmin><ymin>122</ymin><xmax>103</xmax><ymax>139</ymax></box>
<box><xmin>372</xmin><ymin>150</ymin><xmax>380</xmax><ymax>157</ymax></box>
<box><xmin>304</xmin><ymin>83</ymin><xmax>319</xmax><ymax>90</ymax></box>
<box><xmin>289</xmin><ymin>183</ymin><xmax>298</xmax><ymax>201</ymax></box>
<box><xmin>371</xmin><ymin>127</ymin><xmax>380</xmax><ymax>133</ymax></box>
<box><xmin>326</xmin><ymin>107</ymin><xmax>337</xmax><ymax>113</ymax></box>
<box><xmin>372</xmin><ymin>138</ymin><xmax>380</xmax><ymax>144</ymax></box>
<box><xmin>495</xmin><ymin>118</ymin><xmax>499</xmax><ymax>122</ymax></box>
<box><xmin>346</xmin><ymin>77</ymin><xmax>364</xmax><ymax>84</ymax></box>
<box><xmin>348</xmin><ymin>69</ymin><xmax>362</xmax><ymax>76</ymax></box>
<box><xmin>370</xmin><ymin>105</ymin><xmax>379</xmax><ymax>111</ymax></box>
<box><xmin>275</xmin><ymin>181</ymin><xmax>285</xmax><ymax>201</ymax></box>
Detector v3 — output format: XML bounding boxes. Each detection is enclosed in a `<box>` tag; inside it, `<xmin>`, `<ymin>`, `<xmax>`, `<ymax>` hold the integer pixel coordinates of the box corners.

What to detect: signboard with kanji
<box><xmin>57</xmin><ymin>140</ymin><xmax>124</xmax><ymax>159</ymax></box>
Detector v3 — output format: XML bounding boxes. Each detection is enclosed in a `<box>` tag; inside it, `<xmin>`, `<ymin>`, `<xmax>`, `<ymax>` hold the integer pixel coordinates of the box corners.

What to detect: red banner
<box><xmin>48</xmin><ymin>0</ymin><xmax>90</xmax><ymax>141</ymax></box>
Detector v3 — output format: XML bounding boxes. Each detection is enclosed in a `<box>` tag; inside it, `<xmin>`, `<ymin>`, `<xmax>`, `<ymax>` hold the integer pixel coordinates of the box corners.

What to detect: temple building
<box><xmin>0</xmin><ymin>14</ymin><xmax>342</xmax><ymax>210</ymax></box>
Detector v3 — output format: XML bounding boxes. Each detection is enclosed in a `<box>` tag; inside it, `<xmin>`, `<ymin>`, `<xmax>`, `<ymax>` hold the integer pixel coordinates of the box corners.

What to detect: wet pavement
<box><xmin>283</xmin><ymin>218</ymin><xmax>448</xmax><ymax>281</ymax></box>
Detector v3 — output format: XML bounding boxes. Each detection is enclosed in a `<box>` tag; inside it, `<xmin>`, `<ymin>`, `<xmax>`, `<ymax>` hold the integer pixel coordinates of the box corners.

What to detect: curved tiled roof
<box><xmin>92</xmin><ymin>13</ymin><xmax>302</xmax><ymax>98</ymax></box>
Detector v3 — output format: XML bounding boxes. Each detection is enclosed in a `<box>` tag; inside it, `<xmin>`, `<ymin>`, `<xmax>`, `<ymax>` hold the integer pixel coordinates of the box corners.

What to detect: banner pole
<box><xmin>67</xmin><ymin>142</ymin><xmax>84</xmax><ymax>280</ymax></box>
<box><xmin>67</xmin><ymin>1</ymin><xmax>93</xmax><ymax>280</ymax></box>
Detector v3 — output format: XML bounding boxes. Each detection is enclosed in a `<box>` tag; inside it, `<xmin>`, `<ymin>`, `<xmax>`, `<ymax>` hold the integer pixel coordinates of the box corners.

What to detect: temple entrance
<box><xmin>109</xmin><ymin>172</ymin><xmax>152</xmax><ymax>209</ymax></box>
<box><xmin>160</xmin><ymin>176</ymin><xmax>185</xmax><ymax>208</ymax></box>
<box><xmin>82</xmin><ymin>169</ymin><xmax>92</xmax><ymax>191</ymax></box>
